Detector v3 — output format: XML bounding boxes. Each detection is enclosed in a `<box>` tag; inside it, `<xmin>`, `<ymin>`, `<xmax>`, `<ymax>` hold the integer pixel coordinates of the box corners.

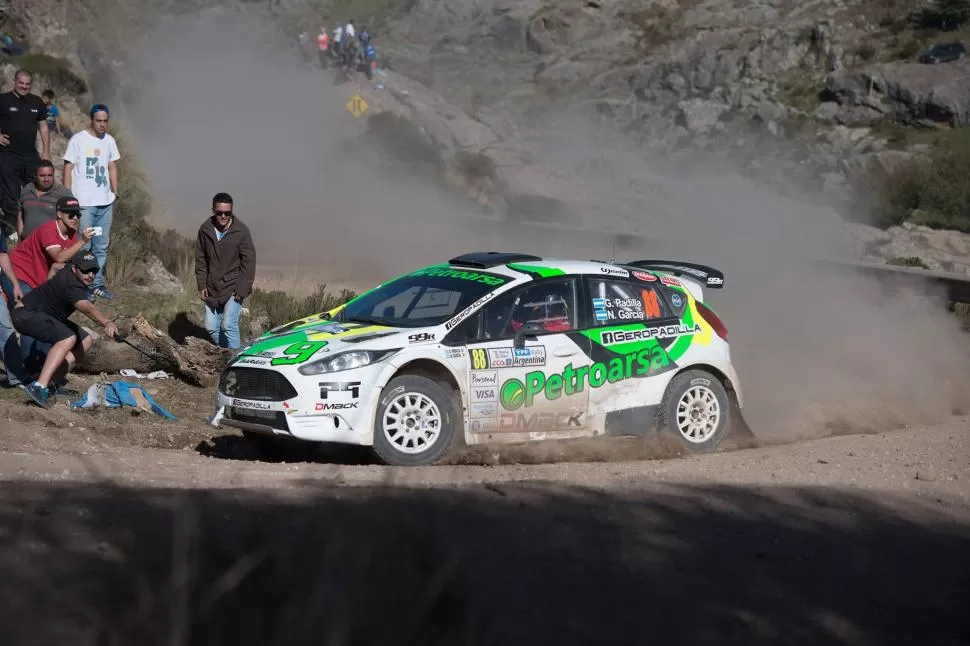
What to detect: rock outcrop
<box><xmin>824</xmin><ymin>60</ymin><xmax>970</xmax><ymax>127</ymax></box>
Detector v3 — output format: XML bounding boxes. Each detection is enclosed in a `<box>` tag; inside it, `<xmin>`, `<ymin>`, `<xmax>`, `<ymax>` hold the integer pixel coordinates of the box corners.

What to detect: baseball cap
<box><xmin>71</xmin><ymin>251</ymin><xmax>99</xmax><ymax>273</ymax></box>
<box><xmin>56</xmin><ymin>196</ymin><xmax>81</xmax><ymax>213</ymax></box>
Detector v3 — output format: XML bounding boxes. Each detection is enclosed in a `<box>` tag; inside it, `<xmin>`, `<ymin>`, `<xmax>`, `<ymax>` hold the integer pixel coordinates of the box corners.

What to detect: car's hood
<box><xmin>230</xmin><ymin>320</ymin><xmax>405</xmax><ymax>367</ymax></box>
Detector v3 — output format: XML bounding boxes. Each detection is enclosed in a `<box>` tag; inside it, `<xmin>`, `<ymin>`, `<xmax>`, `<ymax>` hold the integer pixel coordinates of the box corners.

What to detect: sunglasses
<box><xmin>62</xmin><ymin>212</ymin><xmax>80</xmax><ymax>220</ymax></box>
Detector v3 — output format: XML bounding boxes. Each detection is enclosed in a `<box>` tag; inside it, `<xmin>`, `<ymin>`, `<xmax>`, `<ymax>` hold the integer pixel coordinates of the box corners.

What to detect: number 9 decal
<box><xmin>271</xmin><ymin>341</ymin><xmax>328</xmax><ymax>366</ymax></box>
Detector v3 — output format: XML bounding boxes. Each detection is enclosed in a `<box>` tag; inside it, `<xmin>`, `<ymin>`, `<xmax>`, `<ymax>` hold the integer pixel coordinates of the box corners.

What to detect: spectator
<box><xmin>6</xmin><ymin>195</ymin><xmax>93</xmax><ymax>388</ymax></box>
<box><xmin>0</xmin><ymin>69</ymin><xmax>50</xmax><ymax>238</ymax></box>
<box><xmin>0</xmin><ymin>229</ymin><xmax>25</xmax><ymax>386</ymax></box>
<box><xmin>11</xmin><ymin>195</ymin><xmax>94</xmax><ymax>292</ymax></box>
<box><xmin>11</xmin><ymin>251</ymin><xmax>118</xmax><ymax>409</ymax></box>
<box><xmin>195</xmin><ymin>192</ymin><xmax>256</xmax><ymax>350</ymax></box>
<box><xmin>41</xmin><ymin>90</ymin><xmax>72</xmax><ymax>139</ymax></box>
<box><xmin>18</xmin><ymin>159</ymin><xmax>74</xmax><ymax>239</ymax></box>
<box><xmin>63</xmin><ymin>103</ymin><xmax>120</xmax><ymax>300</ymax></box>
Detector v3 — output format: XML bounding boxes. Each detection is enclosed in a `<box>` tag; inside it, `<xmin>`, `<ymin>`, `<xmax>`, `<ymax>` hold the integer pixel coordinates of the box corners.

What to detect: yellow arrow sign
<box><xmin>345</xmin><ymin>94</ymin><xmax>369</xmax><ymax>118</ymax></box>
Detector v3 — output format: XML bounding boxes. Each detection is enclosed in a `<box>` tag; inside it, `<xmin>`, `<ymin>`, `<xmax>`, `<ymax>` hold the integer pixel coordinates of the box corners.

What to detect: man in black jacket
<box><xmin>195</xmin><ymin>192</ymin><xmax>256</xmax><ymax>349</ymax></box>
<box><xmin>0</xmin><ymin>69</ymin><xmax>51</xmax><ymax>237</ymax></box>
<box><xmin>11</xmin><ymin>251</ymin><xmax>119</xmax><ymax>409</ymax></box>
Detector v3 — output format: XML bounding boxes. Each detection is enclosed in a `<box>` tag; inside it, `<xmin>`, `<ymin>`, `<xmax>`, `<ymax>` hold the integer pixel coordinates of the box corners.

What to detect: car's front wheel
<box><xmin>371</xmin><ymin>374</ymin><xmax>457</xmax><ymax>466</ymax></box>
<box><xmin>659</xmin><ymin>370</ymin><xmax>731</xmax><ymax>452</ymax></box>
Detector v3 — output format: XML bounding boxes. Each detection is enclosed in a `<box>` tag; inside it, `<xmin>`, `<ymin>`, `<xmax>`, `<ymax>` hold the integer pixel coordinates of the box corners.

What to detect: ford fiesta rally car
<box><xmin>215</xmin><ymin>252</ymin><xmax>746</xmax><ymax>466</ymax></box>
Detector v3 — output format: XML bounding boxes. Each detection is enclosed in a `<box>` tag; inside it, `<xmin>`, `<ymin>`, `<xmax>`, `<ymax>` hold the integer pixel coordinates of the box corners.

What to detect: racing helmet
<box><xmin>513</xmin><ymin>286</ymin><xmax>572</xmax><ymax>332</ymax></box>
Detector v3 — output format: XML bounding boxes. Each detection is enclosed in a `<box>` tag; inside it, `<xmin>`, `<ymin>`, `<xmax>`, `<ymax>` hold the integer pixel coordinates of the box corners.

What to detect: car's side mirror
<box><xmin>513</xmin><ymin>322</ymin><xmax>544</xmax><ymax>349</ymax></box>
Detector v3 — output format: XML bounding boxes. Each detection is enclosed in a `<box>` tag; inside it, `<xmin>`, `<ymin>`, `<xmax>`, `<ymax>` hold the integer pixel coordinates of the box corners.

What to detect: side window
<box><xmin>586</xmin><ymin>278</ymin><xmax>672</xmax><ymax>327</ymax></box>
<box><xmin>479</xmin><ymin>278</ymin><xmax>578</xmax><ymax>341</ymax></box>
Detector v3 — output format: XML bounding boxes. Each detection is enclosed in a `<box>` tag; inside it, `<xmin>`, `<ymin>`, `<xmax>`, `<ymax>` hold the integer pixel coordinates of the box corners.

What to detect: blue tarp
<box><xmin>70</xmin><ymin>380</ymin><xmax>177</xmax><ymax>420</ymax></box>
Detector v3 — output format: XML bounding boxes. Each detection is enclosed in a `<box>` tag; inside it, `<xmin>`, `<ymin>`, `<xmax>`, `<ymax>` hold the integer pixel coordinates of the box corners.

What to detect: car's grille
<box><xmin>227</xmin><ymin>408</ymin><xmax>290</xmax><ymax>430</ymax></box>
<box><xmin>219</xmin><ymin>368</ymin><xmax>298</xmax><ymax>401</ymax></box>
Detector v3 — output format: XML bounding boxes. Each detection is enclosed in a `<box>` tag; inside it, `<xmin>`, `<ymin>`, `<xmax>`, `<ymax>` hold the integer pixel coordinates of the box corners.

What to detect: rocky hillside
<box><xmin>6</xmin><ymin>0</ymin><xmax>970</xmax><ymax>274</ymax></box>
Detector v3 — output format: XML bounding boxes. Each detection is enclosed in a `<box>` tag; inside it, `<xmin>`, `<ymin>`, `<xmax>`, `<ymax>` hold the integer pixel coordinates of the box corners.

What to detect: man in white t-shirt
<box><xmin>62</xmin><ymin>103</ymin><xmax>120</xmax><ymax>301</ymax></box>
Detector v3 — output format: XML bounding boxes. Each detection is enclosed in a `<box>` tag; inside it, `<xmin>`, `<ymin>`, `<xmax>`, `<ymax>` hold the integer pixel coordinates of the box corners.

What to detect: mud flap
<box><xmin>728</xmin><ymin>396</ymin><xmax>755</xmax><ymax>439</ymax></box>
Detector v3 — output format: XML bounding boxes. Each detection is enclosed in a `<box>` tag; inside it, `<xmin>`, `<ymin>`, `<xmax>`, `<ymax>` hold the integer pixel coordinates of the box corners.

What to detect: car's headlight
<box><xmin>297</xmin><ymin>349</ymin><xmax>400</xmax><ymax>375</ymax></box>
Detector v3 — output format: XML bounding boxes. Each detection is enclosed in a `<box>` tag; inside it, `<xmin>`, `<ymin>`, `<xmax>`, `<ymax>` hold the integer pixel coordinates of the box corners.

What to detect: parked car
<box><xmin>919</xmin><ymin>42</ymin><xmax>967</xmax><ymax>64</ymax></box>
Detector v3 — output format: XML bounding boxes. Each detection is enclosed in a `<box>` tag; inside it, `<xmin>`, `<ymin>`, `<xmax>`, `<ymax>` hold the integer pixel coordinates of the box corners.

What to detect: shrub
<box><xmin>366</xmin><ymin>111</ymin><xmax>443</xmax><ymax>170</ymax></box>
<box><xmin>454</xmin><ymin>150</ymin><xmax>497</xmax><ymax>184</ymax></box>
<box><xmin>870</xmin><ymin>127</ymin><xmax>970</xmax><ymax>231</ymax></box>
<box><xmin>247</xmin><ymin>284</ymin><xmax>358</xmax><ymax>331</ymax></box>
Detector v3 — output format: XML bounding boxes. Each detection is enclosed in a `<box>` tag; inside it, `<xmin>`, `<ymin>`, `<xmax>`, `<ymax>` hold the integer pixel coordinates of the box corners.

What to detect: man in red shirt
<box><xmin>11</xmin><ymin>195</ymin><xmax>94</xmax><ymax>292</ymax></box>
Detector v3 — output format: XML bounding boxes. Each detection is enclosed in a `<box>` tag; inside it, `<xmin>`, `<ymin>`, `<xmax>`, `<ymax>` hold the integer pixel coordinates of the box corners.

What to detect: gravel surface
<box><xmin>0</xmin><ymin>416</ymin><xmax>967</xmax><ymax>645</ymax></box>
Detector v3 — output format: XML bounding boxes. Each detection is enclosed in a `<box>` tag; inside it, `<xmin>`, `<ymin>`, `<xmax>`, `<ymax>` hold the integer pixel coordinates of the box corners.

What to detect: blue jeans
<box><xmin>0</xmin><ymin>277</ymin><xmax>44</xmax><ymax>385</ymax></box>
<box><xmin>79</xmin><ymin>203</ymin><xmax>113</xmax><ymax>290</ymax></box>
<box><xmin>0</xmin><ymin>283</ymin><xmax>22</xmax><ymax>385</ymax></box>
<box><xmin>204</xmin><ymin>297</ymin><xmax>243</xmax><ymax>349</ymax></box>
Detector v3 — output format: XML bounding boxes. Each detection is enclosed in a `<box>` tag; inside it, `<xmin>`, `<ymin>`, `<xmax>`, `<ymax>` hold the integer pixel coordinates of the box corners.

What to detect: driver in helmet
<box><xmin>510</xmin><ymin>287</ymin><xmax>572</xmax><ymax>333</ymax></box>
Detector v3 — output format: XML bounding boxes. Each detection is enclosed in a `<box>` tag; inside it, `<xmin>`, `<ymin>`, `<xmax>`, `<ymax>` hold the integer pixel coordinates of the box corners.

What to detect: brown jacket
<box><xmin>195</xmin><ymin>215</ymin><xmax>256</xmax><ymax>309</ymax></box>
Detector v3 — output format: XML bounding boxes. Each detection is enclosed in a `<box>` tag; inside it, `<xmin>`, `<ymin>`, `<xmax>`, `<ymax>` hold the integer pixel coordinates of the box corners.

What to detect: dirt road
<box><xmin>0</xmin><ymin>412</ymin><xmax>968</xmax><ymax>645</ymax></box>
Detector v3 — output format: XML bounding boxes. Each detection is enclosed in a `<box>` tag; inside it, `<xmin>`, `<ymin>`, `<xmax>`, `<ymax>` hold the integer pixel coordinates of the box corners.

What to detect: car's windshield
<box><xmin>331</xmin><ymin>265</ymin><xmax>513</xmax><ymax>329</ymax></box>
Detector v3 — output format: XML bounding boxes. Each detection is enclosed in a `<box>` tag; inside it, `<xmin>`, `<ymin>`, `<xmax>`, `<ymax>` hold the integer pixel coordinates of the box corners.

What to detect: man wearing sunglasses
<box><xmin>2</xmin><ymin>195</ymin><xmax>94</xmax><ymax>387</ymax></box>
<box><xmin>12</xmin><ymin>251</ymin><xmax>118</xmax><ymax>409</ymax></box>
<box><xmin>195</xmin><ymin>192</ymin><xmax>256</xmax><ymax>350</ymax></box>
<box><xmin>11</xmin><ymin>195</ymin><xmax>95</xmax><ymax>292</ymax></box>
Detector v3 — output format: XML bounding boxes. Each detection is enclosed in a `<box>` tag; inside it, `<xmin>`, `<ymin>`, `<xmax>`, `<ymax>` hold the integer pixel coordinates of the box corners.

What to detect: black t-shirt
<box><xmin>0</xmin><ymin>91</ymin><xmax>47</xmax><ymax>153</ymax></box>
<box><xmin>21</xmin><ymin>266</ymin><xmax>91</xmax><ymax>321</ymax></box>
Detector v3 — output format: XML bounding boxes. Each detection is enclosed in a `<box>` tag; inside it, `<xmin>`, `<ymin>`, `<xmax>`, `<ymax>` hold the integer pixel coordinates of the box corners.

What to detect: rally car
<box><xmin>214</xmin><ymin>252</ymin><xmax>746</xmax><ymax>466</ymax></box>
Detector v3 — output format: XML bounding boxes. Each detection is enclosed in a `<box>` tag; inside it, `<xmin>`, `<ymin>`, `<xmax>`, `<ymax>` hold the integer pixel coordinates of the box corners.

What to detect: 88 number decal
<box><xmin>468</xmin><ymin>348</ymin><xmax>490</xmax><ymax>370</ymax></box>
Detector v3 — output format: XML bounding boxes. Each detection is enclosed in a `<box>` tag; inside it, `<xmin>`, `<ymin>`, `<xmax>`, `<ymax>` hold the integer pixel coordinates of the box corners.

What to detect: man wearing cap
<box><xmin>3</xmin><ymin>195</ymin><xmax>94</xmax><ymax>387</ymax></box>
<box><xmin>11</xmin><ymin>251</ymin><xmax>118</xmax><ymax>408</ymax></box>
<box><xmin>63</xmin><ymin>103</ymin><xmax>120</xmax><ymax>300</ymax></box>
<box><xmin>10</xmin><ymin>195</ymin><xmax>95</xmax><ymax>292</ymax></box>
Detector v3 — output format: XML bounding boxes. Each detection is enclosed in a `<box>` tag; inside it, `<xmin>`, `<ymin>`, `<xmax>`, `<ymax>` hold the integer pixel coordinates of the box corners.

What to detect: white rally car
<box><xmin>215</xmin><ymin>252</ymin><xmax>746</xmax><ymax>466</ymax></box>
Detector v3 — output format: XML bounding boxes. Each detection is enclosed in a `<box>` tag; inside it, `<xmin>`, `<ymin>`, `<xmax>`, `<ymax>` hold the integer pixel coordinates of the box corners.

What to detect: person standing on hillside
<box><xmin>195</xmin><ymin>192</ymin><xmax>256</xmax><ymax>350</ymax></box>
<box><xmin>18</xmin><ymin>159</ymin><xmax>73</xmax><ymax>239</ymax></box>
<box><xmin>63</xmin><ymin>103</ymin><xmax>121</xmax><ymax>301</ymax></box>
<box><xmin>317</xmin><ymin>26</ymin><xmax>330</xmax><ymax>68</ymax></box>
<box><xmin>0</xmin><ymin>69</ymin><xmax>50</xmax><ymax>239</ymax></box>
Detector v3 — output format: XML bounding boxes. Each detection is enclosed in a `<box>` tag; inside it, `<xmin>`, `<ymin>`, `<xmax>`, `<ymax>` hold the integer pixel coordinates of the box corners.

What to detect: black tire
<box><xmin>658</xmin><ymin>369</ymin><xmax>731</xmax><ymax>452</ymax></box>
<box><xmin>371</xmin><ymin>374</ymin><xmax>457</xmax><ymax>466</ymax></box>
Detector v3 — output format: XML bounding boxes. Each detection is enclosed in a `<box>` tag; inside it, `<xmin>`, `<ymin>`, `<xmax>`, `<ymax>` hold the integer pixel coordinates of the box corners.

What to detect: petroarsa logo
<box><xmin>500</xmin><ymin>379</ymin><xmax>527</xmax><ymax>410</ymax></box>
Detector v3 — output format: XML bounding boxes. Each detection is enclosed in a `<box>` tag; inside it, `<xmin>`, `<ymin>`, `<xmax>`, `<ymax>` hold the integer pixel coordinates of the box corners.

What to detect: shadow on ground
<box><xmin>0</xmin><ymin>480</ymin><xmax>967</xmax><ymax>645</ymax></box>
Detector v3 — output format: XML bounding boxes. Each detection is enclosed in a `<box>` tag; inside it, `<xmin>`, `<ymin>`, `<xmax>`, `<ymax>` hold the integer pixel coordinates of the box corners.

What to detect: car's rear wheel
<box><xmin>372</xmin><ymin>375</ymin><xmax>457</xmax><ymax>466</ymax></box>
<box><xmin>659</xmin><ymin>370</ymin><xmax>730</xmax><ymax>452</ymax></box>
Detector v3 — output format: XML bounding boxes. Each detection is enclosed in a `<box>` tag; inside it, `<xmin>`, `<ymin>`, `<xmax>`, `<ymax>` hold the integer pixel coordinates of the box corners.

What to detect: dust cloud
<box><xmin>119</xmin><ymin>6</ymin><xmax>538</xmax><ymax>289</ymax></box>
<box><xmin>524</xmin><ymin>113</ymin><xmax>970</xmax><ymax>439</ymax></box>
<box><xmin>117</xmin><ymin>4</ymin><xmax>970</xmax><ymax>442</ymax></box>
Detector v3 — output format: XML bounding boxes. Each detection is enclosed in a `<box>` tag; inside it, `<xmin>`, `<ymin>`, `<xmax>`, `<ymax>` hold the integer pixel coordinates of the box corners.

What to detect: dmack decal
<box><xmin>600</xmin><ymin>324</ymin><xmax>700</xmax><ymax>345</ymax></box>
<box><xmin>499</xmin><ymin>411</ymin><xmax>584</xmax><ymax>430</ymax></box>
<box><xmin>500</xmin><ymin>346</ymin><xmax>671</xmax><ymax>410</ymax></box>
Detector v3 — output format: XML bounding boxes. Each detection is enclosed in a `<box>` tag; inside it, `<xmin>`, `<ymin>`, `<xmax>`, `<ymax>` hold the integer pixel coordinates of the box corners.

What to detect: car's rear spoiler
<box><xmin>624</xmin><ymin>260</ymin><xmax>725</xmax><ymax>288</ymax></box>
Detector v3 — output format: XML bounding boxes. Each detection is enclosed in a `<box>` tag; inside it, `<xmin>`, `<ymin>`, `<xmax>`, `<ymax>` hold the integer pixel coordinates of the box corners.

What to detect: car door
<box><xmin>459</xmin><ymin>276</ymin><xmax>592</xmax><ymax>437</ymax></box>
<box><xmin>579</xmin><ymin>272</ymin><xmax>688</xmax><ymax>435</ymax></box>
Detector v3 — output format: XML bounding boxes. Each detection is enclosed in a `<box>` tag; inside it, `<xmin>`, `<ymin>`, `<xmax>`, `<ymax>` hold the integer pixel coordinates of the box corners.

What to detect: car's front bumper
<box><xmin>215</xmin><ymin>363</ymin><xmax>384</xmax><ymax>446</ymax></box>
